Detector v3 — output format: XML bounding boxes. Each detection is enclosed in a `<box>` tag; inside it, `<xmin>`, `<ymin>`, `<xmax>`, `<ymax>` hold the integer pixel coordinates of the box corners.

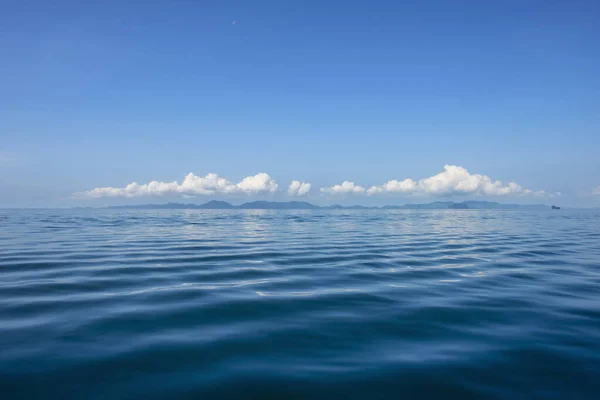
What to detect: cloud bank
<box><xmin>76</xmin><ymin>165</ymin><xmax>552</xmax><ymax>199</ymax></box>
<box><xmin>593</xmin><ymin>186</ymin><xmax>600</xmax><ymax>196</ymax></box>
<box><xmin>288</xmin><ymin>181</ymin><xmax>311</xmax><ymax>196</ymax></box>
<box><xmin>320</xmin><ymin>181</ymin><xmax>366</xmax><ymax>195</ymax></box>
<box><xmin>324</xmin><ymin>165</ymin><xmax>547</xmax><ymax>197</ymax></box>
<box><xmin>77</xmin><ymin>172</ymin><xmax>279</xmax><ymax>198</ymax></box>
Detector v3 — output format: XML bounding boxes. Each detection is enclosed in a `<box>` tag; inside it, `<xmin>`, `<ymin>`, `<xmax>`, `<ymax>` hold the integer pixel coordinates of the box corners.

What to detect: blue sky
<box><xmin>1</xmin><ymin>0</ymin><xmax>599</xmax><ymax>207</ymax></box>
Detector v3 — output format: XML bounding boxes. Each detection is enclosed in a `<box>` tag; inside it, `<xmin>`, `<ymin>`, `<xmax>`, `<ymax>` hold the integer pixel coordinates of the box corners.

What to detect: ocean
<box><xmin>1</xmin><ymin>209</ymin><xmax>599</xmax><ymax>399</ymax></box>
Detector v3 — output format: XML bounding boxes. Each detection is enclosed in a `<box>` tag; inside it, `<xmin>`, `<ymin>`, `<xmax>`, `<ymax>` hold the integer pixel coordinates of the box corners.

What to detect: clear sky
<box><xmin>1</xmin><ymin>0</ymin><xmax>599</xmax><ymax>207</ymax></box>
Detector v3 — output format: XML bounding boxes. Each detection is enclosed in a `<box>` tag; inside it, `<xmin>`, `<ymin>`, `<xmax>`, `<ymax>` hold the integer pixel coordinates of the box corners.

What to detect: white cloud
<box><xmin>288</xmin><ymin>181</ymin><xmax>311</xmax><ymax>196</ymax></box>
<box><xmin>77</xmin><ymin>172</ymin><xmax>278</xmax><ymax>199</ymax></box>
<box><xmin>593</xmin><ymin>186</ymin><xmax>600</xmax><ymax>196</ymax></box>
<box><xmin>321</xmin><ymin>181</ymin><xmax>366</xmax><ymax>195</ymax></box>
<box><xmin>75</xmin><ymin>165</ymin><xmax>554</xmax><ymax>200</ymax></box>
<box><xmin>329</xmin><ymin>165</ymin><xmax>547</xmax><ymax>197</ymax></box>
<box><xmin>413</xmin><ymin>165</ymin><xmax>541</xmax><ymax>196</ymax></box>
<box><xmin>179</xmin><ymin>173</ymin><xmax>235</xmax><ymax>195</ymax></box>
<box><xmin>367</xmin><ymin>178</ymin><xmax>417</xmax><ymax>195</ymax></box>
<box><xmin>233</xmin><ymin>173</ymin><xmax>278</xmax><ymax>194</ymax></box>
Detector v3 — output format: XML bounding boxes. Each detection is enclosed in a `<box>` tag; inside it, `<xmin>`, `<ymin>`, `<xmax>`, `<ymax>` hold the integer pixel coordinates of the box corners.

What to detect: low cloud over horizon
<box><xmin>76</xmin><ymin>172</ymin><xmax>279</xmax><ymax>199</ymax></box>
<box><xmin>75</xmin><ymin>165</ymin><xmax>556</xmax><ymax>200</ymax></box>
<box><xmin>323</xmin><ymin>165</ymin><xmax>553</xmax><ymax>197</ymax></box>
<box><xmin>288</xmin><ymin>181</ymin><xmax>311</xmax><ymax>196</ymax></box>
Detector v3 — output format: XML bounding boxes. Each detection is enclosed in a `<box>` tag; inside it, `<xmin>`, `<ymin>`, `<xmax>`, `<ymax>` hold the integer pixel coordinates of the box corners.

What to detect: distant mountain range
<box><xmin>104</xmin><ymin>200</ymin><xmax>557</xmax><ymax>210</ymax></box>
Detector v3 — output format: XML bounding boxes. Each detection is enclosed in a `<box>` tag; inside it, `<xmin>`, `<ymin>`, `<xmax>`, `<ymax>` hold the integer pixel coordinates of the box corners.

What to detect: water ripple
<box><xmin>1</xmin><ymin>209</ymin><xmax>600</xmax><ymax>398</ymax></box>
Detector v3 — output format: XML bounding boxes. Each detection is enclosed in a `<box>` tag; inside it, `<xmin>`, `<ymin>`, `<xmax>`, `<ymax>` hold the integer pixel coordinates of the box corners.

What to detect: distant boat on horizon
<box><xmin>552</xmin><ymin>205</ymin><xmax>561</xmax><ymax>210</ymax></box>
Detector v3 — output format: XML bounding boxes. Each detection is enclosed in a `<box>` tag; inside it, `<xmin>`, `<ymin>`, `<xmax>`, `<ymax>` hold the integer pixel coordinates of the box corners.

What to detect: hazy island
<box><xmin>100</xmin><ymin>200</ymin><xmax>559</xmax><ymax>211</ymax></box>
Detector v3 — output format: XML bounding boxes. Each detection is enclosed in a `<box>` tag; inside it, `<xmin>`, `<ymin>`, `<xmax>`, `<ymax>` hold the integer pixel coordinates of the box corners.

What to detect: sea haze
<box><xmin>99</xmin><ymin>200</ymin><xmax>556</xmax><ymax>210</ymax></box>
<box><xmin>1</xmin><ymin>209</ymin><xmax>599</xmax><ymax>398</ymax></box>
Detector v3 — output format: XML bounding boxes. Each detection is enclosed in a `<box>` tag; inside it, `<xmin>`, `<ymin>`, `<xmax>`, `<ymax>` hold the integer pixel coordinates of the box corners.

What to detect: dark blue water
<box><xmin>1</xmin><ymin>209</ymin><xmax>599</xmax><ymax>399</ymax></box>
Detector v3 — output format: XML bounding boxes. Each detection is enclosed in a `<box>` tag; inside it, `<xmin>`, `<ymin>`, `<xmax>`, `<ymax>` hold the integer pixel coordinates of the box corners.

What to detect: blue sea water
<box><xmin>1</xmin><ymin>209</ymin><xmax>599</xmax><ymax>399</ymax></box>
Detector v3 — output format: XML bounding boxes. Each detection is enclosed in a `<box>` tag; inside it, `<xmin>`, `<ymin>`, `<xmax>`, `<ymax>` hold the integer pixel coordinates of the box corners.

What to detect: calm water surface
<box><xmin>1</xmin><ymin>209</ymin><xmax>599</xmax><ymax>399</ymax></box>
